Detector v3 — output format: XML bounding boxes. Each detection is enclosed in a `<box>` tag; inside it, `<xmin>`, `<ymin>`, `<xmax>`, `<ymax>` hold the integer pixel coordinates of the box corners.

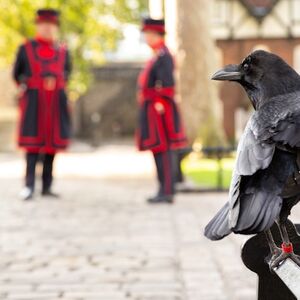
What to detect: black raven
<box><xmin>204</xmin><ymin>50</ymin><xmax>300</xmax><ymax>269</ymax></box>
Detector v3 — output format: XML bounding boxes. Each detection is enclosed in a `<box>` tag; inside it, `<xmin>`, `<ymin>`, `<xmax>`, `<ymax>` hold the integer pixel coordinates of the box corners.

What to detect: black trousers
<box><xmin>174</xmin><ymin>151</ymin><xmax>184</xmax><ymax>183</ymax></box>
<box><xmin>173</xmin><ymin>148</ymin><xmax>191</xmax><ymax>183</ymax></box>
<box><xmin>25</xmin><ymin>152</ymin><xmax>55</xmax><ymax>191</ymax></box>
<box><xmin>153</xmin><ymin>150</ymin><xmax>175</xmax><ymax>196</ymax></box>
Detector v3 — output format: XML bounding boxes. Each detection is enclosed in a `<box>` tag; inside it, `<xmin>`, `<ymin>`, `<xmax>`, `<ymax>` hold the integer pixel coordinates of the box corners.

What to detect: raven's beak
<box><xmin>211</xmin><ymin>64</ymin><xmax>242</xmax><ymax>81</ymax></box>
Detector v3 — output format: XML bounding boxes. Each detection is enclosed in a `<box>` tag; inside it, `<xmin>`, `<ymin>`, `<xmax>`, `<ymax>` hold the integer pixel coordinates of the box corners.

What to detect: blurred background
<box><xmin>1</xmin><ymin>1</ymin><xmax>300</xmax><ymax>299</ymax></box>
<box><xmin>2</xmin><ymin>0</ymin><xmax>300</xmax><ymax>188</ymax></box>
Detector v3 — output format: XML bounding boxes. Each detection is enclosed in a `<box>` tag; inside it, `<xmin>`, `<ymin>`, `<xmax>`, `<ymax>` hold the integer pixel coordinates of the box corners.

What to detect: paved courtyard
<box><xmin>1</xmin><ymin>143</ymin><xmax>300</xmax><ymax>300</ymax></box>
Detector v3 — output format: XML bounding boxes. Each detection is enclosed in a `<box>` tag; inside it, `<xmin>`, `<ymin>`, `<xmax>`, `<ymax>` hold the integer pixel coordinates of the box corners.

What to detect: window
<box><xmin>212</xmin><ymin>0</ymin><xmax>230</xmax><ymax>25</ymax></box>
<box><xmin>291</xmin><ymin>0</ymin><xmax>300</xmax><ymax>23</ymax></box>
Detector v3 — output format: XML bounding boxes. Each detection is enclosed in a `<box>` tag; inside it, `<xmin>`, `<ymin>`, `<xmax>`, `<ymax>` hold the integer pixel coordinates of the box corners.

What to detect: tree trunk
<box><xmin>165</xmin><ymin>0</ymin><xmax>225</xmax><ymax>146</ymax></box>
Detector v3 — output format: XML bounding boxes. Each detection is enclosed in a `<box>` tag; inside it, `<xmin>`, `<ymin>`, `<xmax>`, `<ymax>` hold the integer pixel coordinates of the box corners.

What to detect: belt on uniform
<box><xmin>26</xmin><ymin>77</ymin><xmax>66</xmax><ymax>90</ymax></box>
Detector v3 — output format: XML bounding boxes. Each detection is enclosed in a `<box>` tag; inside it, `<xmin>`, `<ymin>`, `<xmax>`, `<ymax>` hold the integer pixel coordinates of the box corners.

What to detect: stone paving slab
<box><xmin>1</xmin><ymin>152</ymin><xmax>300</xmax><ymax>299</ymax></box>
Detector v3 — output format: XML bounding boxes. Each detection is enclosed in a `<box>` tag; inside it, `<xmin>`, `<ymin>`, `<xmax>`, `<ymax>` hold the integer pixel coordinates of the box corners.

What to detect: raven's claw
<box><xmin>269</xmin><ymin>250</ymin><xmax>300</xmax><ymax>270</ymax></box>
<box><xmin>265</xmin><ymin>246</ymin><xmax>282</xmax><ymax>273</ymax></box>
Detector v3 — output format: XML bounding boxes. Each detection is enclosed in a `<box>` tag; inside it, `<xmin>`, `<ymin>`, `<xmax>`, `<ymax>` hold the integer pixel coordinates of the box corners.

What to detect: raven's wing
<box><xmin>229</xmin><ymin>118</ymin><xmax>276</xmax><ymax>227</ymax></box>
<box><xmin>204</xmin><ymin>116</ymin><xmax>275</xmax><ymax>240</ymax></box>
<box><xmin>232</xmin><ymin>93</ymin><xmax>300</xmax><ymax>234</ymax></box>
<box><xmin>205</xmin><ymin>92</ymin><xmax>300</xmax><ymax>241</ymax></box>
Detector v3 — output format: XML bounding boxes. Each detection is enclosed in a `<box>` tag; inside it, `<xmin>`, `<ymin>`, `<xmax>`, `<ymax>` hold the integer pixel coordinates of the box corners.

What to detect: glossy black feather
<box><xmin>205</xmin><ymin>51</ymin><xmax>300</xmax><ymax>241</ymax></box>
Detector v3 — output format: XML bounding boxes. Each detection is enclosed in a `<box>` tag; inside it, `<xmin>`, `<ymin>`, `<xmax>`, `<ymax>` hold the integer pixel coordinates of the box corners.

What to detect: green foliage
<box><xmin>0</xmin><ymin>0</ymin><xmax>147</xmax><ymax>99</ymax></box>
<box><xmin>182</xmin><ymin>157</ymin><xmax>234</xmax><ymax>189</ymax></box>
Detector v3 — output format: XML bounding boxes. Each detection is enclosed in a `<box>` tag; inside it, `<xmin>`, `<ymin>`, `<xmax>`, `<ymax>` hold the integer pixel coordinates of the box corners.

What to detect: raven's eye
<box><xmin>243</xmin><ymin>63</ymin><xmax>249</xmax><ymax>71</ymax></box>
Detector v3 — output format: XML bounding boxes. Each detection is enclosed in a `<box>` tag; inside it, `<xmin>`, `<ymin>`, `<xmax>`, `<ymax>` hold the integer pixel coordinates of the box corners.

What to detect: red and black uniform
<box><xmin>13</xmin><ymin>37</ymin><xmax>72</xmax><ymax>192</ymax></box>
<box><xmin>136</xmin><ymin>42</ymin><xmax>187</xmax><ymax>196</ymax></box>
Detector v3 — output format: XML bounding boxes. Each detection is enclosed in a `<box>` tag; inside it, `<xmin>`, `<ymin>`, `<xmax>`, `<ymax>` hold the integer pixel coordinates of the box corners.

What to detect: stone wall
<box><xmin>75</xmin><ymin>63</ymin><xmax>142</xmax><ymax>145</ymax></box>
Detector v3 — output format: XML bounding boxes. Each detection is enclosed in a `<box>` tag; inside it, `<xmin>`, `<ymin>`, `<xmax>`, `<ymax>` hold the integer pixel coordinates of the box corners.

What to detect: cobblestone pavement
<box><xmin>1</xmin><ymin>146</ymin><xmax>300</xmax><ymax>300</ymax></box>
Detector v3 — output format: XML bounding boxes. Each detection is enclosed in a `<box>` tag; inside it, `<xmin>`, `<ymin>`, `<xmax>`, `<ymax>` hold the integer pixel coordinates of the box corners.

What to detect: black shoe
<box><xmin>20</xmin><ymin>187</ymin><xmax>34</xmax><ymax>201</ymax></box>
<box><xmin>147</xmin><ymin>195</ymin><xmax>174</xmax><ymax>204</ymax></box>
<box><xmin>41</xmin><ymin>190</ymin><xmax>60</xmax><ymax>198</ymax></box>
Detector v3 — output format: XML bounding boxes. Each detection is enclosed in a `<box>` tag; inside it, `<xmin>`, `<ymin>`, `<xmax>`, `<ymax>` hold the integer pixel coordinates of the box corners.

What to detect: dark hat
<box><xmin>142</xmin><ymin>18</ymin><xmax>165</xmax><ymax>34</ymax></box>
<box><xmin>36</xmin><ymin>9</ymin><xmax>60</xmax><ymax>25</ymax></box>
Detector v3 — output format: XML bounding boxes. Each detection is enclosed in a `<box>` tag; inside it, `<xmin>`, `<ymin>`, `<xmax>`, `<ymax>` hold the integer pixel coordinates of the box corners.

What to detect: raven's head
<box><xmin>212</xmin><ymin>50</ymin><xmax>300</xmax><ymax>109</ymax></box>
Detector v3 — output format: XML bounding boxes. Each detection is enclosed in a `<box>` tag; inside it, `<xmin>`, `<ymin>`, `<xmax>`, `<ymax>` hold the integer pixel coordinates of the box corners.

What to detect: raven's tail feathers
<box><xmin>204</xmin><ymin>192</ymin><xmax>283</xmax><ymax>240</ymax></box>
<box><xmin>204</xmin><ymin>202</ymin><xmax>231</xmax><ymax>240</ymax></box>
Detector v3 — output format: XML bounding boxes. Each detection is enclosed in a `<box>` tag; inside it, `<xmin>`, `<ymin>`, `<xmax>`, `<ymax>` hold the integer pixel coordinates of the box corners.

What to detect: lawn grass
<box><xmin>182</xmin><ymin>156</ymin><xmax>235</xmax><ymax>189</ymax></box>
